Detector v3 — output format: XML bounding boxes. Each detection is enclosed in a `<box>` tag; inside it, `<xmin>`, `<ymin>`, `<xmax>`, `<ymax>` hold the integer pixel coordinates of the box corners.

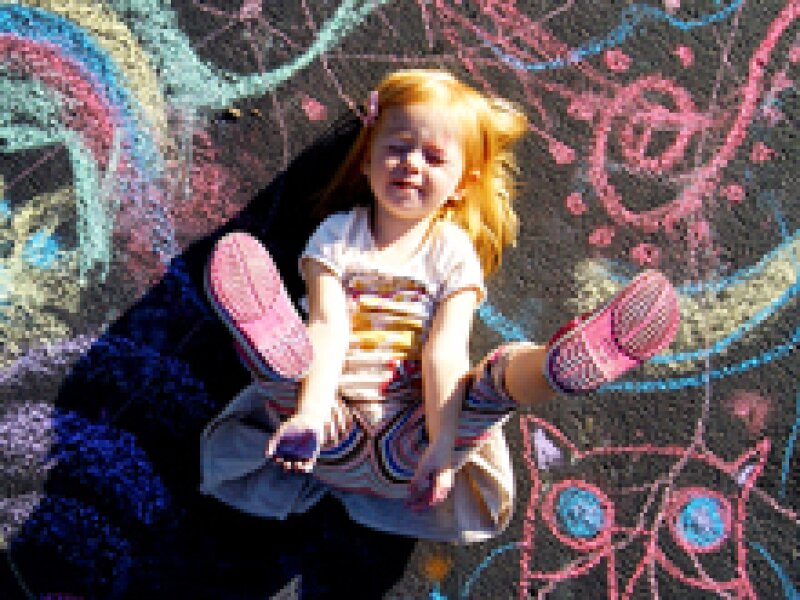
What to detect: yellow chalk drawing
<box><xmin>571</xmin><ymin>247</ymin><xmax>798</xmax><ymax>373</ymax></box>
<box><xmin>0</xmin><ymin>180</ymin><xmax>83</xmax><ymax>364</ymax></box>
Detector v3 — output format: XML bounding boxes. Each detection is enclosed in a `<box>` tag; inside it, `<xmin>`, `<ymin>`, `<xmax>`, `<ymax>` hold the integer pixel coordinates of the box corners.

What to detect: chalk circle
<box><xmin>666</xmin><ymin>487</ymin><xmax>732</xmax><ymax>553</ymax></box>
<box><xmin>542</xmin><ymin>480</ymin><xmax>613</xmax><ymax>551</ymax></box>
<box><xmin>590</xmin><ymin>76</ymin><xmax>706</xmax><ymax>231</ymax></box>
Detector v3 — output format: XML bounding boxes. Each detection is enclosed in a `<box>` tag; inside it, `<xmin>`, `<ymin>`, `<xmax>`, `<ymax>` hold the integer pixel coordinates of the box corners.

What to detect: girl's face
<box><xmin>362</xmin><ymin>102</ymin><xmax>465</xmax><ymax>228</ymax></box>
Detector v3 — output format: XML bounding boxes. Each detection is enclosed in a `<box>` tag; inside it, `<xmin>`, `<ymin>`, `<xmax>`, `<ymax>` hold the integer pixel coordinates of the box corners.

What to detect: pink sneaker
<box><xmin>545</xmin><ymin>270</ymin><xmax>680</xmax><ymax>394</ymax></box>
<box><xmin>205</xmin><ymin>232</ymin><xmax>313</xmax><ymax>381</ymax></box>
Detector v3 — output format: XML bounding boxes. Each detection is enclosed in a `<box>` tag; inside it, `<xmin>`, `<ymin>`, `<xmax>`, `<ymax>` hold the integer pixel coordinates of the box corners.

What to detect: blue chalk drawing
<box><xmin>677</xmin><ymin>497</ymin><xmax>727</xmax><ymax>549</ymax></box>
<box><xmin>481</xmin><ymin>0</ymin><xmax>744</xmax><ymax>72</ymax></box>
<box><xmin>477</xmin><ymin>302</ymin><xmax>527</xmax><ymax>342</ymax></box>
<box><xmin>750</xmin><ymin>542</ymin><xmax>800</xmax><ymax>600</ymax></box>
<box><xmin>459</xmin><ymin>542</ymin><xmax>522</xmax><ymax>600</ymax></box>
<box><xmin>780</xmin><ymin>392</ymin><xmax>800</xmax><ymax>499</ymax></box>
<box><xmin>556</xmin><ymin>487</ymin><xmax>606</xmax><ymax>539</ymax></box>
<box><xmin>429</xmin><ymin>582</ymin><xmax>447</xmax><ymax>600</ymax></box>
<box><xmin>21</xmin><ymin>229</ymin><xmax>60</xmax><ymax>268</ymax></box>
<box><xmin>602</xmin><ymin>323</ymin><xmax>799</xmax><ymax>392</ymax></box>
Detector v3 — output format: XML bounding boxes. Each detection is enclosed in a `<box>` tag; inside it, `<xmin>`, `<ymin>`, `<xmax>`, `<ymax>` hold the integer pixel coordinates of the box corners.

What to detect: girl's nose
<box><xmin>401</xmin><ymin>148</ymin><xmax>424</xmax><ymax>170</ymax></box>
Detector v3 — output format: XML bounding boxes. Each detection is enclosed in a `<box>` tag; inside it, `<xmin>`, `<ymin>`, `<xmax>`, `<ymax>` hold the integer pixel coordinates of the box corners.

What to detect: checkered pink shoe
<box><xmin>205</xmin><ymin>232</ymin><xmax>313</xmax><ymax>381</ymax></box>
<box><xmin>545</xmin><ymin>270</ymin><xmax>680</xmax><ymax>394</ymax></box>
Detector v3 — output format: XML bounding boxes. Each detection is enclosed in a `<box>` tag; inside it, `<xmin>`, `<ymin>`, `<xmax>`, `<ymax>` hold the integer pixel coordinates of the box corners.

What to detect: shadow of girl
<box><xmin>6</xmin><ymin>112</ymin><xmax>414</xmax><ymax>599</ymax></box>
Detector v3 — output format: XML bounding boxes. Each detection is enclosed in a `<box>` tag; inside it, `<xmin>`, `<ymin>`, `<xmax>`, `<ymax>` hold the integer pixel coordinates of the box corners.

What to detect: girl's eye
<box><xmin>386</xmin><ymin>143</ymin><xmax>409</xmax><ymax>152</ymax></box>
<box><xmin>425</xmin><ymin>152</ymin><xmax>446</xmax><ymax>165</ymax></box>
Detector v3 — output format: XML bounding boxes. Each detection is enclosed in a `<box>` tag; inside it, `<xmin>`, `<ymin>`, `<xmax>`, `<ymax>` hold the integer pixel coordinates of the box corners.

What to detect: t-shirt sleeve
<box><xmin>437</xmin><ymin>225</ymin><xmax>487</xmax><ymax>305</ymax></box>
<box><xmin>299</xmin><ymin>212</ymin><xmax>350</xmax><ymax>281</ymax></box>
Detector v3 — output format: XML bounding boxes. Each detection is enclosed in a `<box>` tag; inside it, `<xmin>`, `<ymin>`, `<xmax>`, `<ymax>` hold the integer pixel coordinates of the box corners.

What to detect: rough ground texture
<box><xmin>0</xmin><ymin>1</ymin><xmax>797</xmax><ymax>598</ymax></box>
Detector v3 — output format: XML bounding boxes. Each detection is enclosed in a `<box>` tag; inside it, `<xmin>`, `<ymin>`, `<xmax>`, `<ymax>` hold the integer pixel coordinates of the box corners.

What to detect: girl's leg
<box><xmin>480</xmin><ymin>343</ymin><xmax>555</xmax><ymax>408</ymax></box>
<box><xmin>455</xmin><ymin>268</ymin><xmax>681</xmax><ymax>448</ymax></box>
<box><xmin>206</xmin><ymin>232</ymin><xmax>332</xmax><ymax>466</ymax></box>
<box><xmin>206</xmin><ymin>231</ymin><xmax>313</xmax><ymax>381</ymax></box>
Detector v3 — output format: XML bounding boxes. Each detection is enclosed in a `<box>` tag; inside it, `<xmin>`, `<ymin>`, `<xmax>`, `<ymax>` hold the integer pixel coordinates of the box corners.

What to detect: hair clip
<box><xmin>363</xmin><ymin>90</ymin><xmax>379</xmax><ymax>126</ymax></box>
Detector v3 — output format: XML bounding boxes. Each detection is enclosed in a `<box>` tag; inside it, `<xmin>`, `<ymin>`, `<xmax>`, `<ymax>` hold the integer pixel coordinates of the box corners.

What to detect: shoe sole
<box><xmin>546</xmin><ymin>270</ymin><xmax>680</xmax><ymax>393</ymax></box>
<box><xmin>205</xmin><ymin>232</ymin><xmax>313</xmax><ymax>381</ymax></box>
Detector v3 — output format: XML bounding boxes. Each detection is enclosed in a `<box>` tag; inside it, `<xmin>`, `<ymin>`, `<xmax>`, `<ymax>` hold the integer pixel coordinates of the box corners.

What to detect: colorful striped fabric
<box><xmin>256</xmin><ymin>346</ymin><xmax>517</xmax><ymax>499</ymax></box>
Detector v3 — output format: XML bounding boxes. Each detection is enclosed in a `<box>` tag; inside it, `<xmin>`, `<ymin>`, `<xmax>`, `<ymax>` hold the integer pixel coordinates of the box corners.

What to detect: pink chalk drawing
<box><xmin>167</xmin><ymin>128</ymin><xmax>241</xmax><ymax>243</ymax></box>
<box><xmin>567</xmin><ymin>95</ymin><xmax>597</xmax><ymax>122</ymax></box>
<box><xmin>790</xmin><ymin>44</ymin><xmax>800</xmax><ymax>63</ymax></box>
<box><xmin>604</xmin><ymin>49</ymin><xmax>631</xmax><ymax>73</ymax></box>
<box><xmin>412</xmin><ymin>0</ymin><xmax>794</xmax><ymax>263</ymax></box>
<box><xmin>588</xmin><ymin>225</ymin><xmax>615</xmax><ymax>248</ymax></box>
<box><xmin>300</xmin><ymin>94</ymin><xmax>328</xmax><ymax>122</ymax></box>
<box><xmin>630</xmin><ymin>242</ymin><xmax>661</xmax><ymax>267</ymax></box>
<box><xmin>587</xmin><ymin>1</ymin><xmax>798</xmax><ymax>236</ymax></box>
<box><xmin>723</xmin><ymin>390</ymin><xmax>775</xmax><ymax>436</ymax></box>
<box><xmin>771</xmin><ymin>69</ymin><xmax>794</xmax><ymax>92</ymax></box>
<box><xmin>761</xmin><ymin>104</ymin><xmax>785</xmax><ymax>126</ymax></box>
<box><xmin>565</xmin><ymin>192</ymin><xmax>587</xmax><ymax>216</ymax></box>
<box><xmin>549</xmin><ymin>139</ymin><xmax>576</xmax><ymax>165</ymax></box>
<box><xmin>519</xmin><ymin>415</ymin><xmax>770</xmax><ymax>599</ymax></box>
<box><xmin>687</xmin><ymin>220</ymin><xmax>712</xmax><ymax>246</ymax></box>
<box><xmin>722</xmin><ymin>183</ymin><xmax>746</xmax><ymax>205</ymax></box>
<box><xmin>750</xmin><ymin>141</ymin><xmax>777</xmax><ymax>163</ymax></box>
<box><xmin>674</xmin><ymin>45</ymin><xmax>694</xmax><ymax>68</ymax></box>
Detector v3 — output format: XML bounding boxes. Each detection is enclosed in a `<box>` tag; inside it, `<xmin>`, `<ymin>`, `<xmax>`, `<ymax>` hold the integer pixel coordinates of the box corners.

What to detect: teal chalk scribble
<box><xmin>108</xmin><ymin>0</ymin><xmax>392</xmax><ymax>108</ymax></box>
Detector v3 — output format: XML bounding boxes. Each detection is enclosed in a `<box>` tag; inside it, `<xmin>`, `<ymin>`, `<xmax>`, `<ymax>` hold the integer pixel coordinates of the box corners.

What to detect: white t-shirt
<box><xmin>299</xmin><ymin>207</ymin><xmax>486</xmax><ymax>407</ymax></box>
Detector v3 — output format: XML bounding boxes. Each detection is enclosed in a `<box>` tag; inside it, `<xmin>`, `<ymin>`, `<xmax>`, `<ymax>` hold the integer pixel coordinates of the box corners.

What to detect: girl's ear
<box><xmin>454</xmin><ymin>169</ymin><xmax>480</xmax><ymax>199</ymax></box>
<box><xmin>460</xmin><ymin>169</ymin><xmax>480</xmax><ymax>189</ymax></box>
<box><xmin>465</xmin><ymin>169</ymin><xmax>481</xmax><ymax>182</ymax></box>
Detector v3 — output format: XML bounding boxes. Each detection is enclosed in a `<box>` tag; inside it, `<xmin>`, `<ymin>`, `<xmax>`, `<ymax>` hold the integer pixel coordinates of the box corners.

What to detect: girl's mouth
<box><xmin>392</xmin><ymin>180</ymin><xmax>421</xmax><ymax>190</ymax></box>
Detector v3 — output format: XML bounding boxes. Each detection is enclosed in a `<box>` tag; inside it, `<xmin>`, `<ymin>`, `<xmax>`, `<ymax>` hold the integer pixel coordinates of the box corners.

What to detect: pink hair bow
<box><xmin>363</xmin><ymin>90</ymin><xmax>379</xmax><ymax>126</ymax></box>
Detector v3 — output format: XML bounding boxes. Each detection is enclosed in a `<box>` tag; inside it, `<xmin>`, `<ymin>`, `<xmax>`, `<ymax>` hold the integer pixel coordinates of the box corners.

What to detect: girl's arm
<box><xmin>296</xmin><ymin>258</ymin><xmax>350</xmax><ymax>419</ymax></box>
<box><xmin>407</xmin><ymin>289</ymin><xmax>479</xmax><ymax>508</ymax></box>
<box><xmin>421</xmin><ymin>289</ymin><xmax>479</xmax><ymax>443</ymax></box>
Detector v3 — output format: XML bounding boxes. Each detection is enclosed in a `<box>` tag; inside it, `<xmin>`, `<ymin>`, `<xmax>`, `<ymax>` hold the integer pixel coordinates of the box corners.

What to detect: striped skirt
<box><xmin>200</xmin><ymin>343</ymin><xmax>528</xmax><ymax>542</ymax></box>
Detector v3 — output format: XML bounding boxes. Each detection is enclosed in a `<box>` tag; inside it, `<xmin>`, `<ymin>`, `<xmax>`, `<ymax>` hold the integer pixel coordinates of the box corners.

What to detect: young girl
<box><xmin>200</xmin><ymin>69</ymin><xmax>680</xmax><ymax>543</ymax></box>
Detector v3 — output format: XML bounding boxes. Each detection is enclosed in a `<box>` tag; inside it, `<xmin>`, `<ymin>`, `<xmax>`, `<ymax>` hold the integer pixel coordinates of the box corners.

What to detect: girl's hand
<box><xmin>405</xmin><ymin>439</ymin><xmax>456</xmax><ymax>511</ymax></box>
<box><xmin>265</xmin><ymin>411</ymin><xmax>323</xmax><ymax>473</ymax></box>
<box><xmin>265</xmin><ymin>402</ymin><xmax>353</xmax><ymax>473</ymax></box>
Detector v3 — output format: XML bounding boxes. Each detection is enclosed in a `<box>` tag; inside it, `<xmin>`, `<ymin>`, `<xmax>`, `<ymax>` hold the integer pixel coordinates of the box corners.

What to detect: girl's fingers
<box><xmin>406</xmin><ymin>468</ymin><xmax>454</xmax><ymax>511</ymax></box>
<box><xmin>322</xmin><ymin>421</ymin><xmax>334</xmax><ymax>446</ymax></box>
<box><xmin>431</xmin><ymin>470</ymin><xmax>454</xmax><ymax>503</ymax></box>
<box><xmin>328</xmin><ymin>402</ymin><xmax>352</xmax><ymax>445</ymax></box>
<box><xmin>407</xmin><ymin>482</ymin><xmax>436</xmax><ymax>512</ymax></box>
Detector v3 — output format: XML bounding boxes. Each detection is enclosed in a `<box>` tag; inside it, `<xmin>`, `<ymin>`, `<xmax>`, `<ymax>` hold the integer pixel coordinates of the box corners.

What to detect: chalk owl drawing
<box><xmin>519</xmin><ymin>416</ymin><xmax>769</xmax><ymax>599</ymax></box>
